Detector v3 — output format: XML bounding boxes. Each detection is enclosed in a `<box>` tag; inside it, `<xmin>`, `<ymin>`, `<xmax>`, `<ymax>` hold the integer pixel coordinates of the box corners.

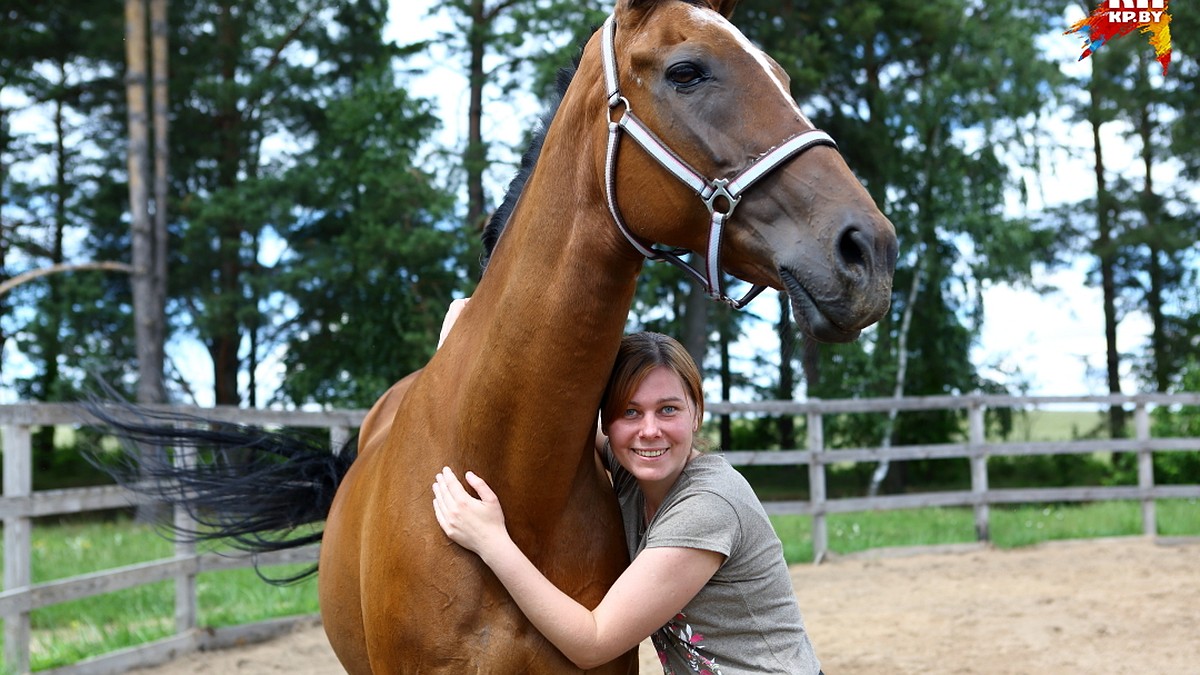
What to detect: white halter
<box><xmin>601</xmin><ymin>15</ymin><xmax>838</xmax><ymax>309</ymax></box>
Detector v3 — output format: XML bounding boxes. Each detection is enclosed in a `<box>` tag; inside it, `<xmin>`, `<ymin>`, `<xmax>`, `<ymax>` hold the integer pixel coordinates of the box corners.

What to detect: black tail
<box><xmin>83</xmin><ymin>397</ymin><xmax>357</xmax><ymax>583</ymax></box>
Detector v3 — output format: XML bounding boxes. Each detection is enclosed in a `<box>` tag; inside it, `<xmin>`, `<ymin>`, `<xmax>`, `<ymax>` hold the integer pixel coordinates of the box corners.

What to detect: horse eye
<box><xmin>666</xmin><ymin>63</ymin><xmax>705</xmax><ymax>87</ymax></box>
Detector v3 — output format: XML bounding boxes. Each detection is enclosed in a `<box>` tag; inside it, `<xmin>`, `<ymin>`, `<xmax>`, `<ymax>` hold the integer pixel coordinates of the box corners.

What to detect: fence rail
<box><xmin>711</xmin><ymin>392</ymin><xmax>1200</xmax><ymax>559</ymax></box>
<box><xmin>3</xmin><ymin>392</ymin><xmax>1199</xmax><ymax>673</ymax></box>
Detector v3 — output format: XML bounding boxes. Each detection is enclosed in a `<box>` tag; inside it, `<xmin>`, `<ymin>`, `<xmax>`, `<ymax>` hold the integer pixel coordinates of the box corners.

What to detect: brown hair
<box><xmin>600</xmin><ymin>332</ymin><xmax>704</xmax><ymax>429</ymax></box>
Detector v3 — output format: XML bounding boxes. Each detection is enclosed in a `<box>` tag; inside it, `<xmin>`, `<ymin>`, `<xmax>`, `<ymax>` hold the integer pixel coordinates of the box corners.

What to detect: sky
<box><xmin>385</xmin><ymin>0</ymin><xmax>1168</xmax><ymax>400</ymax></box>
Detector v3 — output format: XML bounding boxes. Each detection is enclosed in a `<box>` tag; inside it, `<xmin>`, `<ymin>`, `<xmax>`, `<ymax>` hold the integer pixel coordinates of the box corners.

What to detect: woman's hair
<box><xmin>600</xmin><ymin>332</ymin><xmax>704</xmax><ymax>429</ymax></box>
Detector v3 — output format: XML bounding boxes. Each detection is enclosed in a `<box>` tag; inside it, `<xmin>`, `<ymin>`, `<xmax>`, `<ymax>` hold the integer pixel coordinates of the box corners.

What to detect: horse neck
<box><xmin>438</xmin><ymin>97</ymin><xmax>643</xmax><ymax>512</ymax></box>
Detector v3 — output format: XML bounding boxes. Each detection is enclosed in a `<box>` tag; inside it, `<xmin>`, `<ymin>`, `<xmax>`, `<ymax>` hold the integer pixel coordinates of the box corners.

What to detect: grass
<box><xmin>769</xmin><ymin>498</ymin><xmax>1200</xmax><ymax>563</ymax></box>
<box><xmin>1004</xmin><ymin>408</ymin><xmax>1109</xmax><ymax>442</ymax></box>
<box><xmin>1</xmin><ymin>517</ymin><xmax>319</xmax><ymax>671</ymax></box>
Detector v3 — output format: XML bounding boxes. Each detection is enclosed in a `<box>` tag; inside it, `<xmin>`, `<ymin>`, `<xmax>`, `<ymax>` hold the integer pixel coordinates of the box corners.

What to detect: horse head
<box><xmin>598</xmin><ymin>0</ymin><xmax>897</xmax><ymax>342</ymax></box>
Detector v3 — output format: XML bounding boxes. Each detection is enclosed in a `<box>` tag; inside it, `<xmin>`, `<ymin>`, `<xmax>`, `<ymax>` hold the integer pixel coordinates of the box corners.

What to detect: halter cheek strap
<box><xmin>601</xmin><ymin>15</ymin><xmax>839</xmax><ymax>310</ymax></box>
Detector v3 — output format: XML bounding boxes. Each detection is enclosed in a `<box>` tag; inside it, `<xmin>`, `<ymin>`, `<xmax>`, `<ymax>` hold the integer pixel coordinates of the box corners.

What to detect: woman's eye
<box><xmin>667</xmin><ymin>63</ymin><xmax>705</xmax><ymax>86</ymax></box>
<box><xmin>661</xmin><ymin>406</ymin><xmax>678</xmax><ymax>415</ymax></box>
<box><xmin>623</xmin><ymin>409</ymin><xmax>638</xmax><ymax>418</ymax></box>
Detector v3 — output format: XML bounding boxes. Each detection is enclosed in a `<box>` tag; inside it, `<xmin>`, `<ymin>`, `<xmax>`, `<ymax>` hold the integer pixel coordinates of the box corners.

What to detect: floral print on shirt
<box><xmin>652</xmin><ymin>612</ymin><xmax>722</xmax><ymax>675</ymax></box>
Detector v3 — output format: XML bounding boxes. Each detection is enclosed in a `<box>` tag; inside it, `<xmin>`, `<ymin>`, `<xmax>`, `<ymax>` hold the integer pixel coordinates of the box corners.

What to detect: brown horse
<box><xmin>92</xmin><ymin>0</ymin><xmax>895</xmax><ymax>672</ymax></box>
<box><xmin>320</xmin><ymin>0</ymin><xmax>894</xmax><ymax>670</ymax></box>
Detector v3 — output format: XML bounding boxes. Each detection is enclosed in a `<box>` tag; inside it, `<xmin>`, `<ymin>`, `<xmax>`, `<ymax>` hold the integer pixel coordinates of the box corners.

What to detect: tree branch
<box><xmin>0</xmin><ymin>261</ymin><xmax>137</xmax><ymax>297</ymax></box>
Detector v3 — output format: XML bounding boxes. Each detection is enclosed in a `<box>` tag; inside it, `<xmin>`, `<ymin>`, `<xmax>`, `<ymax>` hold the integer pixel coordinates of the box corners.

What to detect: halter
<box><xmin>601</xmin><ymin>15</ymin><xmax>839</xmax><ymax>309</ymax></box>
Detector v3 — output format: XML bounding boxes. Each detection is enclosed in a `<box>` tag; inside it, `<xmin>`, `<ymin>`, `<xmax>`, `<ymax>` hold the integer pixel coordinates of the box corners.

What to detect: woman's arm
<box><xmin>432</xmin><ymin>467</ymin><xmax>722</xmax><ymax>669</ymax></box>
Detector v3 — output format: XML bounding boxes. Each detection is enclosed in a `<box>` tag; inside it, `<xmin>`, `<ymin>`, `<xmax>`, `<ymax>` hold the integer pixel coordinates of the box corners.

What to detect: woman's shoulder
<box><xmin>679</xmin><ymin>454</ymin><xmax>770</xmax><ymax>517</ymax></box>
<box><xmin>684</xmin><ymin>453</ymin><xmax>748</xmax><ymax>489</ymax></box>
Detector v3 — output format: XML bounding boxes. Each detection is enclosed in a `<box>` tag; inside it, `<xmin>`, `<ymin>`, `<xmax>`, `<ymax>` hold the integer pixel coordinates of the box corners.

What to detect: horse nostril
<box><xmin>837</xmin><ymin>226</ymin><xmax>870</xmax><ymax>272</ymax></box>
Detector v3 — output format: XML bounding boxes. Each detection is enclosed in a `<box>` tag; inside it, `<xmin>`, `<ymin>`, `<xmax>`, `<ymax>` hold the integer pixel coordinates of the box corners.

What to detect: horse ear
<box><xmin>709</xmin><ymin>0</ymin><xmax>740</xmax><ymax>18</ymax></box>
<box><xmin>613</xmin><ymin>0</ymin><xmax>656</xmax><ymax>15</ymax></box>
<box><xmin>613</xmin><ymin>0</ymin><xmax>740</xmax><ymax>18</ymax></box>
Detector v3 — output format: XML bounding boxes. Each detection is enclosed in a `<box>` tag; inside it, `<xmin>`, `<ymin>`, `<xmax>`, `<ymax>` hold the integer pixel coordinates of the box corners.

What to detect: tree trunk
<box><xmin>34</xmin><ymin>72</ymin><xmax>71</xmax><ymax>472</ymax></box>
<box><xmin>868</xmin><ymin>263</ymin><xmax>921</xmax><ymax>497</ymax></box>
<box><xmin>126</xmin><ymin>0</ymin><xmax>164</xmax><ymax>405</ymax></box>
<box><xmin>0</xmin><ymin>105</ymin><xmax>8</xmax><ymax>378</ymax></box>
<box><xmin>869</xmin><ymin>109</ymin><xmax>940</xmax><ymax>496</ymax></box>
<box><xmin>681</xmin><ymin>266</ymin><xmax>709</xmax><ymax>372</ymax></box>
<box><xmin>1136</xmin><ymin>70</ymin><xmax>1168</xmax><ymax>392</ymax></box>
<box><xmin>150</xmin><ymin>0</ymin><xmax>170</xmax><ymax>397</ymax></box>
<box><xmin>777</xmin><ymin>293</ymin><xmax>796</xmax><ymax>450</ymax></box>
<box><xmin>211</xmin><ymin>0</ymin><xmax>243</xmax><ymax>406</ymax></box>
<box><xmin>126</xmin><ymin>0</ymin><xmax>170</xmax><ymax>523</ymax></box>
<box><xmin>1088</xmin><ymin>59</ymin><xmax>1125</xmax><ymax>438</ymax></box>
<box><xmin>464</xmin><ymin>0</ymin><xmax>488</xmax><ymax>240</ymax></box>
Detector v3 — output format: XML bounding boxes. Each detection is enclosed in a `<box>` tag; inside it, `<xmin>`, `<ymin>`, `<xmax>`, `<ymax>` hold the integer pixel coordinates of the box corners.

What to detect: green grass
<box><xmin>770</xmin><ymin>498</ymin><xmax>1200</xmax><ymax>564</ymax></box>
<box><xmin>1</xmin><ymin>517</ymin><xmax>318</xmax><ymax>671</ymax></box>
<box><xmin>1003</xmin><ymin>408</ymin><xmax>1110</xmax><ymax>442</ymax></box>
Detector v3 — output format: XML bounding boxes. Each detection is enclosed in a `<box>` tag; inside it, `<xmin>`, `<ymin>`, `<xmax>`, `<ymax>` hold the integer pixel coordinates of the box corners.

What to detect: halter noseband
<box><xmin>601</xmin><ymin>15</ymin><xmax>838</xmax><ymax>310</ymax></box>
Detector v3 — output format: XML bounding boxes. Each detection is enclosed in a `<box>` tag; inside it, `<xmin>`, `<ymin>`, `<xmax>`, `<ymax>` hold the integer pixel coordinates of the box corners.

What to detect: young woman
<box><xmin>432</xmin><ymin>331</ymin><xmax>822</xmax><ymax>674</ymax></box>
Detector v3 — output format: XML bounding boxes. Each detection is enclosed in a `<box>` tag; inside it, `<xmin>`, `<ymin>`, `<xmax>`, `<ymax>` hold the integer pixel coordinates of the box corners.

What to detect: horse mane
<box><xmin>481</xmin><ymin>64</ymin><xmax>578</xmax><ymax>267</ymax></box>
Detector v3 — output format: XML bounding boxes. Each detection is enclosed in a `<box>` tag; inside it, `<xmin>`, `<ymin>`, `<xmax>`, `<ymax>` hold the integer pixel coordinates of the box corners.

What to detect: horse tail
<box><xmin>84</xmin><ymin>398</ymin><xmax>356</xmax><ymax>584</ymax></box>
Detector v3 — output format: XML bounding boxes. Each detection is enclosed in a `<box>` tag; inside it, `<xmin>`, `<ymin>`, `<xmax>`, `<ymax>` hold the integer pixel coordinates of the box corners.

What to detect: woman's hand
<box><xmin>432</xmin><ymin>467</ymin><xmax>509</xmax><ymax>556</ymax></box>
<box><xmin>437</xmin><ymin>298</ymin><xmax>470</xmax><ymax>349</ymax></box>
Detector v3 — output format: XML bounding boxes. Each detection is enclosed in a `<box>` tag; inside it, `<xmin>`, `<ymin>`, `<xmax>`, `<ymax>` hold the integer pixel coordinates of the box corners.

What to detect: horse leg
<box><xmin>319</xmin><ymin>465</ymin><xmax>371</xmax><ymax>674</ymax></box>
<box><xmin>320</xmin><ymin>372</ymin><xmax>420</xmax><ymax>674</ymax></box>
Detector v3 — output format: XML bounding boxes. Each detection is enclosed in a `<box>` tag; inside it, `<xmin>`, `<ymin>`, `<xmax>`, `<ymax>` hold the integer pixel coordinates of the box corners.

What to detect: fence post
<box><xmin>968</xmin><ymin>400</ymin><xmax>989</xmax><ymax>542</ymax></box>
<box><xmin>3</xmin><ymin>423</ymin><xmax>33</xmax><ymax>674</ymax></box>
<box><xmin>807</xmin><ymin>408</ymin><xmax>827</xmax><ymax>564</ymax></box>
<box><xmin>1134</xmin><ymin>403</ymin><xmax>1156</xmax><ymax>537</ymax></box>
<box><xmin>174</xmin><ymin>436</ymin><xmax>198</xmax><ymax>635</ymax></box>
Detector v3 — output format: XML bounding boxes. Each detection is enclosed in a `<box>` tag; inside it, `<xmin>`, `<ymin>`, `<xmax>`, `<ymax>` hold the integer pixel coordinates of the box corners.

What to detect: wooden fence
<box><xmin>708</xmin><ymin>392</ymin><xmax>1200</xmax><ymax>562</ymax></box>
<box><xmin>2</xmin><ymin>393</ymin><xmax>1199</xmax><ymax>673</ymax></box>
<box><xmin>0</xmin><ymin>404</ymin><xmax>360</xmax><ymax>675</ymax></box>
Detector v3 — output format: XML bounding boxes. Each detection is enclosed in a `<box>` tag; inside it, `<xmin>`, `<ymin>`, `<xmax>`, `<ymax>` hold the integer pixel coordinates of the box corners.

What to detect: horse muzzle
<box><xmin>778</xmin><ymin>212</ymin><xmax>898</xmax><ymax>343</ymax></box>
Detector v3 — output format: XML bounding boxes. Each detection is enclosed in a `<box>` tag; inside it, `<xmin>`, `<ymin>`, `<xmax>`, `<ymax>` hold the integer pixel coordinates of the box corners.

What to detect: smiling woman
<box><xmin>434</xmin><ymin>331</ymin><xmax>825</xmax><ymax>674</ymax></box>
<box><xmin>600</xmin><ymin>333</ymin><xmax>705</xmax><ymax>513</ymax></box>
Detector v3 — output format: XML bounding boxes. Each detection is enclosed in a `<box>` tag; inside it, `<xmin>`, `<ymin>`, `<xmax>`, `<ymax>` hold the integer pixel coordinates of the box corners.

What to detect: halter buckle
<box><xmin>703</xmin><ymin>179</ymin><xmax>742</xmax><ymax>217</ymax></box>
<box><xmin>608</xmin><ymin>96</ymin><xmax>630</xmax><ymax>125</ymax></box>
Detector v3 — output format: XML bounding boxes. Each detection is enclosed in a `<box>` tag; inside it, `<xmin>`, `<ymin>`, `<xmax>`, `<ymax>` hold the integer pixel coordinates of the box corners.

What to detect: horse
<box><xmin>91</xmin><ymin>0</ymin><xmax>896</xmax><ymax>671</ymax></box>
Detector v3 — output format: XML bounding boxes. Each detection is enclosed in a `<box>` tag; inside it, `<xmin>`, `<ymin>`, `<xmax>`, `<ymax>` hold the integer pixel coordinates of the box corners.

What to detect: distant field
<box><xmin>1001</xmin><ymin>408</ymin><xmax>1110</xmax><ymax>442</ymax></box>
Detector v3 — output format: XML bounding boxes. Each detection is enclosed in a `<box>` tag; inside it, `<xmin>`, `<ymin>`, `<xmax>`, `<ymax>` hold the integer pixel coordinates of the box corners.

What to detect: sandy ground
<box><xmin>133</xmin><ymin>537</ymin><xmax>1200</xmax><ymax>674</ymax></box>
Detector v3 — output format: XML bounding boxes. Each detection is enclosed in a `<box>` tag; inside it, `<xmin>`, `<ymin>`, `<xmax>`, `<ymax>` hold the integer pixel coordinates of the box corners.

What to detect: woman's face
<box><xmin>606</xmin><ymin>366</ymin><xmax>698</xmax><ymax>489</ymax></box>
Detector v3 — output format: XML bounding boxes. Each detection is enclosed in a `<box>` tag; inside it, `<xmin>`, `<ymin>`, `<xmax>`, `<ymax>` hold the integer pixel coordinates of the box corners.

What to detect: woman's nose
<box><xmin>638</xmin><ymin>417</ymin><xmax>661</xmax><ymax>438</ymax></box>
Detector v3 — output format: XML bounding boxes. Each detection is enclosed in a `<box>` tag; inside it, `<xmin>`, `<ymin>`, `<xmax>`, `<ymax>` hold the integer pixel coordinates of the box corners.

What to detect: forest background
<box><xmin>2</xmin><ymin>0</ymin><xmax>1199</xmax><ymax>493</ymax></box>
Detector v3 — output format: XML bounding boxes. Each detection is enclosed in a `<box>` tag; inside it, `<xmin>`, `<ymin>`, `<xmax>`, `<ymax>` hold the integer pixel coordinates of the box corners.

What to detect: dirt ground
<box><xmin>133</xmin><ymin>537</ymin><xmax>1199</xmax><ymax>674</ymax></box>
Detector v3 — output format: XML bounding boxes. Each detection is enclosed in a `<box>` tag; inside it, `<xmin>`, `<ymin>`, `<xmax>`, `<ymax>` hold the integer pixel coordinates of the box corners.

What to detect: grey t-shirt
<box><xmin>604</xmin><ymin>451</ymin><xmax>822</xmax><ymax>674</ymax></box>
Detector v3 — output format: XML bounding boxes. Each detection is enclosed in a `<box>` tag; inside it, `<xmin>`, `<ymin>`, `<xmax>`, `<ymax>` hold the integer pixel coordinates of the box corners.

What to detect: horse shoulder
<box><xmin>358</xmin><ymin>370</ymin><xmax>422</xmax><ymax>457</ymax></box>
